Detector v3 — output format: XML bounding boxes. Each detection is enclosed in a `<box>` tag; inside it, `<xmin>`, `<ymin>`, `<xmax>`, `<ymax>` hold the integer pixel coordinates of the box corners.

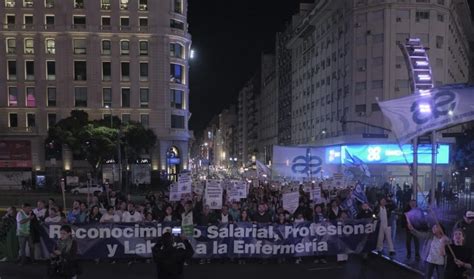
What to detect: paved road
<box><xmin>0</xmin><ymin>255</ymin><xmax>421</xmax><ymax>279</ymax></box>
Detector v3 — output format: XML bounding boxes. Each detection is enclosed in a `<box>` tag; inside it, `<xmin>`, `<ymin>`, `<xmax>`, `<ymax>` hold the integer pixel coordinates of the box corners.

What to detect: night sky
<box><xmin>187</xmin><ymin>0</ymin><xmax>310</xmax><ymax>134</ymax></box>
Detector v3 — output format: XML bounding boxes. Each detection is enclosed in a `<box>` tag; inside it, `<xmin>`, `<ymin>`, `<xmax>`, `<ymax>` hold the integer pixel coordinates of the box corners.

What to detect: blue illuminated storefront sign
<box><xmin>325</xmin><ymin>144</ymin><xmax>449</xmax><ymax>165</ymax></box>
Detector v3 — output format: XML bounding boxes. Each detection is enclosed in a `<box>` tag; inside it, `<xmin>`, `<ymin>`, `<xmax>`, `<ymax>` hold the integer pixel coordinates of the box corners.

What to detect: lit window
<box><xmin>120</xmin><ymin>40</ymin><xmax>130</xmax><ymax>55</ymax></box>
<box><xmin>27</xmin><ymin>113</ymin><xmax>36</xmax><ymax>128</ymax></box>
<box><xmin>74</xmin><ymin>61</ymin><xmax>87</xmax><ymax>80</ymax></box>
<box><xmin>139</xmin><ymin>0</ymin><xmax>147</xmax><ymax>11</ymax></box>
<box><xmin>5</xmin><ymin>0</ymin><xmax>15</xmax><ymax>8</ymax></box>
<box><xmin>103</xmin><ymin>88</ymin><xmax>112</xmax><ymax>107</ymax></box>
<box><xmin>45</xmin><ymin>0</ymin><xmax>54</xmax><ymax>8</ymax></box>
<box><xmin>26</xmin><ymin>87</ymin><xmax>36</xmax><ymax>107</ymax></box>
<box><xmin>121</xmin><ymin>88</ymin><xmax>130</xmax><ymax>107</ymax></box>
<box><xmin>73</xmin><ymin>39</ymin><xmax>86</xmax><ymax>54</ymax></box>
<box><xmin>74</xmin><ymin>87</ymin><xmax>87</xmax><ymax>107</ymax></box>
<box><xmin>24</xmin><ymin>38</ymin><xmax>34</xmax><ymax>54</ymax></box>
<box><xmin>46</xmin><ymin>38</ymin><xmax>55</xmax><ymax>54</ymax></box>
<box><xmin>8</xmin><ymin>87</ymin><xmax>18</xmax><ymax>107</ymax></box>
<box><xmin>9</xmin><ymin>113</ymin><xmax>18</xmax><ymax>127</ymax></box>
<box><xmin>101</xmin><ymin>0</ymin><xmax>110</xmax><ymax>10</ymax></box>
<box><xmin>121</xmin><ymin>62</ymin><xmax>130</xmax><ymax>81</ymax></box>
<box><xmin>102</xmin><ymin>40</ymin><xmax>111</xmax><ymax>55</ymax></box>
<box><xmin>46</xmin><ymin>61</ymin><xmax>56</xmax><ymax>80</ymax></box>
<box><xmin>25</xmin><ymin>61</ymin><xmax>34</xmax><ymax>80</ymax></box>
<box><xmin>174</xmin><ymin>0</ymin><xmax>183</xmax><ymax>14</ymax></box>
<box><xmin>120</xmin><ymin>0</ymin><xmax>128</xmax><ymax>10</ymax></box>
<box><xmin>139</xmin><ymin>41</ymin><xmax>148</xmax><ymax>55</ymax></box>
<box><xmin>23</xmin><ymin>0</ymin><xmax>33</xmax><ymax>8</ymax></box>
<box><xmin>74</xmin><ymin>0</ymin><xmax>84</xmax><ymax>9</ymax></box>
<box><xmin>170</xmin><ymin>64</ymin><xmax>184</xmax><ymax>84</ymax></box>
<box><xmin>47</xmin><ymin>87</ymin><xmax>56</xmax><ymax>107</ymax></box>
<box><xmin>6</xmin><ymin>38</ymin><xmax>16</xmax><ymax>54</ymax></box>
<box><xmin>140</xmin><ymin>88</ymin><xmax>149</xmax><ymax>108</ymax></box>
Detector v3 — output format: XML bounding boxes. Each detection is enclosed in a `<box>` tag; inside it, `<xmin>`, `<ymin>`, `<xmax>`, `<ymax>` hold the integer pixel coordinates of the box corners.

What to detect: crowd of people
<box><xmin>0</xmin><ymin>180</ymin><xmax>473</xmax><ymax>278</ymax></box>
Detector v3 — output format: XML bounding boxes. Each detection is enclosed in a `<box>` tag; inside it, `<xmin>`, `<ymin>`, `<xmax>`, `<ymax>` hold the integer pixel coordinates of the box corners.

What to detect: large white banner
<box><xmin>272</xmin><ymin>145</ymin><xmax>339</xmax><ymax>180</ymax></box>
<box><xmin>378</xmin><ymin>85</ymin><xmax>474</xmax><ymax>144</ymax></box>
<box><xmin>205</xmin><ymin>180</ymin><xmax>223</xmax><ymax>209</ymax></box>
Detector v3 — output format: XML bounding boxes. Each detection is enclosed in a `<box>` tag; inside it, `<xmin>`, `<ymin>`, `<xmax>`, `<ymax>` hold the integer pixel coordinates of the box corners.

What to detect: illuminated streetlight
<box><xmin>190</xmin><ymin>49</ymin><xmax>195</xmax><ymax>59</ymax></box>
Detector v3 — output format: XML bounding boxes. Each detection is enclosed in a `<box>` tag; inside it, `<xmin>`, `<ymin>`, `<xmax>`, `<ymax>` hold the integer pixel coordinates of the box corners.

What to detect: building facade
<box><xmin>286</xmin><ymin>0</ymin><xmax>473</xmax><ymax>189</ymax></box>
<box><xmin>257</xmin><ymin>54</ymin><xmax>278</xmax><ymax>165</ymax></box>
<box><xmin>0</xmin><ymin>0</ymin><xmax>192</xmax><ymax>187</ymax></box>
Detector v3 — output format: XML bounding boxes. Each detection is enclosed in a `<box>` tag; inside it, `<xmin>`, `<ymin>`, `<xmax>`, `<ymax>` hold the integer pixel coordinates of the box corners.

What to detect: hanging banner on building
<box><xmin>205</xmin><ymin>180</ymin><xmax>223</xmax><ymax>209</ymax></box>
<box><xmin>272</xmin><ymin>146</ymin><xmax>339</xmax><ymax>180</ymax></box>
<box><xmin>378</xmin><ymin>84</ymin><xmax>474</xmax><ymax>144</ymax></box>
<box><xmin>39</xmin><ymin>220</ymin><xmax>378</xmax><ymax>259</ymax></box>
<box><xmin>282</xmin><ymin>192</ymin><xmax>300</xmax><ymax>214</ymax></box>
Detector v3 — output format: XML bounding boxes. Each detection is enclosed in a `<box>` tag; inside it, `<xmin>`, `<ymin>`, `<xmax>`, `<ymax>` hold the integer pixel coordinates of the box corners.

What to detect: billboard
<box><xmin>0</xmin><ymin>140</ymin><xmax>32</xmax><ymax>168</ymax></box>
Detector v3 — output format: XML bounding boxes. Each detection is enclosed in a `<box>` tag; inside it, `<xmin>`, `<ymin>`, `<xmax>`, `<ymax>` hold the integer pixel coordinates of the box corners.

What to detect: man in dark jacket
<box><xmin>152</xmin><ymin>232</ymin><xmax>194</xmax><ymax>279</ymax></box>
<box><xmin>252</xmin><ymin>203</ymin><xmax>272</xmax><ymax>223</ymax></box>
<box><xmin>402</xmin><ymin>200</ymin><xmax>420</xmax><ymax>260</ymax></box>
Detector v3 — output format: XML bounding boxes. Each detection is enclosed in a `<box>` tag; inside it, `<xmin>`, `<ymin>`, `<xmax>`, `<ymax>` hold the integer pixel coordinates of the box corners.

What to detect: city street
<box><xmin>0</xmin><ymin>255</ymin><xmax>421</xmax><ymax>279</ymax></box>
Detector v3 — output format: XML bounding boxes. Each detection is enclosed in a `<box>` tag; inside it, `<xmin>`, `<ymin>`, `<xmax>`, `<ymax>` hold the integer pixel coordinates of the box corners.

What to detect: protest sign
<box><xmin>169</xmin><ymin>183</ymin><xmax>180</xmax><ymax>201</ymax></box>
<box><xmin>310</xmin><ymin>186</ymin><xmax>321</xmax><ymax>201</ymax></box>
<box><xmin>178</xmin><ymin>173</ymin><xmax>192</xmax><ymax>195</ymax></box>
<box><xmin>40</xmin><ymin>221</ymin><xmax>378</xmax><ymax>259</ymax></box>
<box><xmin>282</xmin><ymin>192</ymin><xmax>300</xmax><ymax>214</ymax></box>
<box><xmin>205</xmin><ymin>180</ymin><xmax>223</xmax><ymax>209</ymax></box>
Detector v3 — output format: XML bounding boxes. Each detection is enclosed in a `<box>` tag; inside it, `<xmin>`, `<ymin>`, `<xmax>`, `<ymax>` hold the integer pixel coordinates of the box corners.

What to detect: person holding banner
<box><xmin>444</xmin><ymin>228</ymin><xmax>472</xmax><ymax>279</ymax></box>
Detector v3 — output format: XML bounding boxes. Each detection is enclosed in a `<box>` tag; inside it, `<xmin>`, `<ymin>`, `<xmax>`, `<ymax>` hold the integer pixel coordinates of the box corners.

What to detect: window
<box><xmin>140</xmin><ymin>63</ymin><xmax>148</xmax><ymax>81</ymax></box>
<box><xmin>74</xmin><ymin>61</ymin><xmax>87</xmax><ymax>81</ymax></box>
<box><xmin>47</xmin><ymin>113</ymin><xmax>56</xmax><ymax>128</ymax></box>
<box><xmin>170</xmin><ymin>64</ymin><xmax>184</xmax><ymax>84</ymax></box>
<box><xmin>437</xmin><ymin>13</ymin><xmax>444</xmax><ymax>22</ymax></box>
<box><xmin>355</xmin><ymin>82</ymin><xmax>366</xmax><ymax>93</ymax></box>
<box><xmin>26</xmin><ymin>87</ymin><xmax>36</xmax><ymax>107</ymax></box>
<box><xmin>140</xmin><ymin>114</ymin><xmax>149</xmax><ymax>128</ymax></box>
<box><xmin>121</xmin><ymin>88</ymin><xmax>130</xmax><ymax>107</ymax></box>
<box><xmin>45</xmin><ymin>15</ymin><xmax>54</xmax><ymax>28</ymax></box>
<box><xmin>174</xmin><ymin>0</ymin><xmax>183</xmax><ymax>14</ymax></box>
<box><xmin>9</xmin><ymin>113</ymin><xmax>18</xmax><ymax>127</ymax></box>
<box><xmin>140</xmin><ymin>88</ymin><xmax>149</xmax><ymax>108</ymax></box>
<box><xmin>171</xmin><ymin>89</ymin><xmax>183</xmax><ymax>109</ymax></box>
<box><xmin>139</xmin><ymin>41</ymin><xmax>148</xmax><ymax>55</ymax></box>
<box><xmin>73</xmin><ymin>39</ymin><xmax>86</xmax><ymax>54</ymax></box>
<box><xmin>46</xmin><ymin>38</ymin><xmax>55</xmax><ymax>54</ymax></box>
<box><xmin>74</xmin><ymin>0</ymin><xmax>84</xmax><ymax>9</ymax></box>
<box><xmin>23</xmin><ymin>0</ymin><xmax>33</xmax><ymax>8</ymax></box>
<box><xmin>27</xmin><ymin>113</ymin><xmax>36</xmax><ymax>127</ymax></box>
<box><xmin>120</xmin><ymin>17</ymin><xmax>130</xmax><ymax>31</ymax></box>
<box><xmin>139</xmin><ymin>0</ymin><xmax>147</xmax><ymax>11</ymax></box>
<box><xmin>101</xmin><ymin>17</ymin><xmax>111</xmax><ymax>30</ymax></box>
<box><xmin>102</xmin><ymin>40</ymin><xmax>111</xmax><ymax>55</ymax></box>
<box><xmin>25</xmin><ymin>61</ymin><xmax>34</xmax><ymax>80</ymax></box>
<box><xmin>102</xmin><ymin>62</ymin><xmax>111</xmax><ymax>81</ymax></box>
<box><xmin>170</xmin><ymin>43</ymin><xmax>184</xmax><ymax>58</ymax></box>
<box><xmin>120</xmin><ymin>0</ymin><xmax>128</xmax><ymax>10</ymax></box>
<box><xmin>121</xmin><ymin>62</ymin><xmax>130</xmax><ymax>81</ymax></box>
<box><xmin>371</xmin><ymin>103</ymin><xmax>380</xmax><ymax>112</ymax></box>
<box><xmin>416</xmin><ymin>11</ymin><xmax>430</xmax><ymax>21</ymax></box>
<box><xmin>75</xmin><ymin>87</ymin><xmax>87</xmax><ymax>107</ymax></box>
<box><xmin>6</xmin><ymin>14</ymin><xmax>15</xmax><ymax>27</ymax></box>
<box><xmin>103</xmin><ymin>88</ymin><xmax>112</xmax><ymax>107</ymax></box>
<box><xmin>24</xmin><ymin>38</ymin><xmax>34</xmax><ymax>54</ymax></box>
<box><xmin>436</xmin><ymin>36</ymin><xmax>444</xmax><ymax>49</ymax></box>
<box><xmin>170</xmin><ymin>19</ymin><xmax>184</xmax><ymax>30</ymax></box>
<box><xmin>7</xmin><ymin>60</ymin><xmax>16</xmax><ymax>80</ymax></box>
<box><xmin>45</xmin><ymin>0</ymin><xmax>54</xmax><ymax>8</ymax></box>
<box><xmin>5</xmin><ymin>0</ymin><xmax>15</xmax><ymax>7</ymax></box>
<box><xmin>46</xmin><ymin>61</ymin><xmax>56</xmax><ymax>80</ymax></box>
<box><xmin>139</xmin><ymin>17</ymin><xmax>148</xmax><ymax>31</ymax></box>
<box><xmin>73</xmin><ymin>16</ymin><xmax>86</xmax><ymax>29</ymax></box>
<box><xmin>171</xmin><ymin>115</ymin><xmax>185</xmax><ymax>129</ymax></box>
<box><xmin>47</xmin><ymin>87</ymin><xmax>56</xmax><ymax>107</ymax></box>
<box><xmin>6</xmin><ymin>38</ymin><xmax>16</xmax><ymax>54</ymax></box>
<box><xmin>23</xmin><ymin>15</ymin><xmax>33</xmax><ymax>28</ymax></box>
<box><xmin>372</xmin><ymin>80</ymin><xmax>383</xmax><ymax>89</ymax></box>
<box><xmin>101</xmin><ymin>0</ymin><xmax>110</xmax><ymax>10</ymax></box>
<box><xmin>355</xmin><ymin>104</ymin><xmax>366</xmax><ymax>113</ymax></box>
<box><xmin>122</xmin><ymin>114</ymin><xmax>131</xmax><ymax>124</ymax></box>
<box><xmin>8</xmin><ymin>87</ymin><xmax>18</xmax><ymax>106</ymax></box>
<box><xmin>120</xmin><ymin>40</ymin><xmax>130</xmax><ymax>55</ymax></box>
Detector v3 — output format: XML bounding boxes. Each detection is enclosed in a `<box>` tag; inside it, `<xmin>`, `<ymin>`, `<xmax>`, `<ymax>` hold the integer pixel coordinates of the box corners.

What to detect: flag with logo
<box><xmin>378</xmin><ymin>84</ymin><xmax>474</xmax><ymax>144</ymax></box>
<box><xmin>344</xmin><ymin>149</ymin><xmax>371</xmax><ymax>178</ymax></box>
<box><xmin>352</xmin><ymin>182</ymin><xmax>368</xmax><ymax>203</ymax></box>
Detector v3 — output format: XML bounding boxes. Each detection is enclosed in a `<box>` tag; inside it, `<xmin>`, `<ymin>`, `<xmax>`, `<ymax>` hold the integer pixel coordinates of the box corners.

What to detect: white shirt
<box><xmin>45</xmin><ymin>216</ymin><xmax>61</xmax><ymax>223</ymax></box>
<box><xmin>33</xmin><ymin>208</ymin><xmax>47</xmax><ymax>219</ymax></box>
<box><xmin>220</xmin><ymin>214</ymin><xmax>229</xmax><ymax>223</ymax></box>
<box><xmin>426</xmin><ymin>237</ymin><xmax>446</xmax><ymax>265</ymax></box>
<box><xmin>100</xmin><ymin>213</ymin><xmax>120</xmax><ymax>223</ymax></box>
<box><xmin>181</xmin><ymin>211</ymin><xmax>193</xmax><ymax>226</ymax></box>
<box><xmin>379</xmin><ymin>206</ymin><xmax>388</xmax><ymax>228</ymax></box>
<box><xmin>121</xmin><ymin>211</ymin><xmax>143</xmax><ymax>223</ymax></box>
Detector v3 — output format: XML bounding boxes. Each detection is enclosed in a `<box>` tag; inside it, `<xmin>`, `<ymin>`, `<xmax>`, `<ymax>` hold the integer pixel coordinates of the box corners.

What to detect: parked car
<box><xmin>71</xmin><ymin>184</ymin><xmax>103</xmax><ymax>195</ymax></box>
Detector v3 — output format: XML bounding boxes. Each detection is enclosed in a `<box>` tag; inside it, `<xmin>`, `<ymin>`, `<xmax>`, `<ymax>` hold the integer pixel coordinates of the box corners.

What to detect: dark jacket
<box><xmin>328</xmin><ymin>207</ymin><xmax>342</xmax><ymax>221</ymax></box>
<box><xmin>357</xmin><ymin>209</ymin><xmax>373</xmax><ymax>219</ymax></box>
<box><xmin>152</xmin><ymin>238</ymin><xmax>194</xmax><ymax>279</ymax></box>
<box><xmin>252</xmin><ymin>212</ymin><xmax>272</xmax><ymax>223</ymax></box>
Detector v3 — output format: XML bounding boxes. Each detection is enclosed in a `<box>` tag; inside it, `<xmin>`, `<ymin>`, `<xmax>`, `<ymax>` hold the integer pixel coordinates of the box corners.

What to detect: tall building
<box><xmin>0</xmin><ymin>0</ymin><xmax>192</xmax><ymax>186</ymax></box>
<box><xmin>285</xmin><ymin>0</ymin><xmax>474</xmax><ymax>189</ymax></box>
<box><xmin>218</xmin><ymin>105</ymin><xmax>238</xmax><ymax>167</ymax></box>
<box><xmin>258</xmin><ymin>54</ymin><xmax>278</xmax><ymax>164</ymax></box>
<box><xmin>237</xmin><ymin>73</ymin><xmax>260</xmax><ymax>166</ymax></box>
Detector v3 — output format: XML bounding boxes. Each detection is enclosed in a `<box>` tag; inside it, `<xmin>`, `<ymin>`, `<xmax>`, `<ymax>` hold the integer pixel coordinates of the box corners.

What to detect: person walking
<box><xmin>16</xmin><ymin>203</ymin><xmax>34</xmax><ymax>265</ymax></box>
<box><xmin>152</xmin><ymin>232</ymin><xmax>194</xmax><ymax>279</ymax></box>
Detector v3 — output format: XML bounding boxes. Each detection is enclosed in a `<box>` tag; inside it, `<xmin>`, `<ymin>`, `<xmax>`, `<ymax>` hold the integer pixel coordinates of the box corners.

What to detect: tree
<box><xmin>121</xmin><ymin>122</ymin><xmax>157</xmax><ymax>162</ymax></box>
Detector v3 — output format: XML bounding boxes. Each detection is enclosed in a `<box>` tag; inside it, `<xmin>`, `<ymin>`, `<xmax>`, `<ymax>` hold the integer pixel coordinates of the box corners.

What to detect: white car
<box><xmin>71</xmin><ymin>184</ymin><xmax>103</xmax><ymax>195</ymax></box>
